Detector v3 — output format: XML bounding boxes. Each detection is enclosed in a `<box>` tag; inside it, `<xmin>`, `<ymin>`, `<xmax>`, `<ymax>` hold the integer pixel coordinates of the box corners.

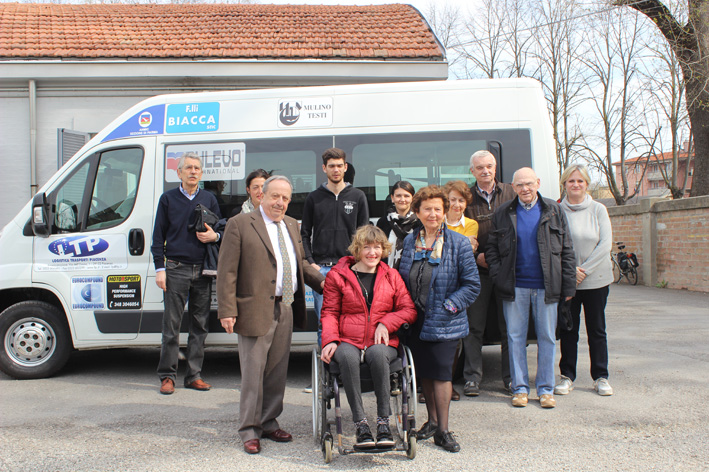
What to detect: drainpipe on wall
<box><xmin>29</xmin><ymin>79</ymin><xmax>38</xmax><ymax>197</ymax></box>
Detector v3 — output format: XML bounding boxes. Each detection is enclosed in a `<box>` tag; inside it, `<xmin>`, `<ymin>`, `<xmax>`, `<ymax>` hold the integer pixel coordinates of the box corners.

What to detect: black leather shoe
<box><xmin>434</xmin><ymin>430</ymin><xmax>460</xmax><ymax>453</ymax></box>
<box><xmin>415</xmin><ymin>420</ymin><xmax>438</xmax><ymax>440</ymax></box>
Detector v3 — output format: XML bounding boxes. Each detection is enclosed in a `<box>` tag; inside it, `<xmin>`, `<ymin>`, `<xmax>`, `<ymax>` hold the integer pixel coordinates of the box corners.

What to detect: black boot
<box><xmin>415</xmin><ymin>420</ymin><xmax>438</xmax><ymax>440</ymax></box>
<box><xmin>434</xmin><ymin>429</ymin><xmax>460</xmax><ymax>453</ymax></box>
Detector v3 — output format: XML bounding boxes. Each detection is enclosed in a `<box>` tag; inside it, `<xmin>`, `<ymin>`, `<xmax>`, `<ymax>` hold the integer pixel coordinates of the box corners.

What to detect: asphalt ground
<box><xmin>1</xmin><ymin>284</ymin><xmax>707</xmax><ymax>472</ymax></box>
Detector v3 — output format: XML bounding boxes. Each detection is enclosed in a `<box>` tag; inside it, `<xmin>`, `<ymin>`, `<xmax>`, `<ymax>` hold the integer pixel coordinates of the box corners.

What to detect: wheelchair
<box><xmin>311</xmin><ymin>343</ymin><xmax>418</xmax><ymax>463</ymax></box>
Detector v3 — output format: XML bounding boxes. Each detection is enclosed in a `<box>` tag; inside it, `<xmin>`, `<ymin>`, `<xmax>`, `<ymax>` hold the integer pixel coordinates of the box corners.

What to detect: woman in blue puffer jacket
<box><xmin>398</xmin><ymin>185</ymin><xmax>480</xmax><ymax>453</ymax></box>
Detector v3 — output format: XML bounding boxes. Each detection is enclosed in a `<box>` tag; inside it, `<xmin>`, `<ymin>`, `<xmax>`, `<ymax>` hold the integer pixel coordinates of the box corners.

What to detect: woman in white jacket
<box><xmin>555</xmin><ymin>165</ymin><xmax>615</xmax><ymax>396</ymax></box>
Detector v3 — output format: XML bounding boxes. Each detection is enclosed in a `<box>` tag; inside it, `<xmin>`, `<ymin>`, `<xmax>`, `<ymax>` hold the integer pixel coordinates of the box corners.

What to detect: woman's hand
<box><xmin>320</xmin><ymin>342</ymin><xmax>338</xmax><ymax>364</ymax></box>
<box><xmin>469</xmin><ymin>235</ymin><xmax>479</xmax><ymax>252</ymax></box>
<box><xmin>576</xmin><ymin>267</ymin><xmax>587</xmax><ymax>284</ymax></box>
<box><xmin>374</xmin><ymin>323</ymin><xmax>390</xmax><ymax>346</ymax></box>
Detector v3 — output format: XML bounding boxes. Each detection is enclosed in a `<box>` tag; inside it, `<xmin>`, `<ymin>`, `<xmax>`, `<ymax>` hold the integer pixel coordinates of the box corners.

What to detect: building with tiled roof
<box><xmin>0</xmin><ymin>2</ymin><xmax>447</xmax><ymax>226</ymax></box>
<box><xmin>613</xmin><ymin>144</ymin><xmax>694</xmax><ymax>198</ymax></box>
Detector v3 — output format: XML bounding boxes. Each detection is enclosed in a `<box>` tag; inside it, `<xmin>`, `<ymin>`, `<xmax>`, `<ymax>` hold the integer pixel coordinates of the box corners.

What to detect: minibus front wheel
<box><xmin>0</xmin><ymin>301</ymin><xmax>72</xmax><ymax>379</ymax></box>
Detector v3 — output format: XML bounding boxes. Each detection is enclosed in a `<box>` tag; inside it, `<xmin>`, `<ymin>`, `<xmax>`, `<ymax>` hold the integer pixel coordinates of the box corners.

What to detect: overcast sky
<box><xmin>264</xmin><ymin>0</ymin><xmax>476</xmax><ymax>17</ymax></box>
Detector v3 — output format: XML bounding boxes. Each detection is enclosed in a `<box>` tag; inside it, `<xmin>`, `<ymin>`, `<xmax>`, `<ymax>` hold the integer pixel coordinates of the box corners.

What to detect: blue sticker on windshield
<box><xmin>102</xmin><ymin>105</ymin><xmax>165</xmax><ymax>142</ymax></box>
<box><xmin>166</xmin><ymin>102</ymin><xmax>219</xmax><ymax>133</ymax></box>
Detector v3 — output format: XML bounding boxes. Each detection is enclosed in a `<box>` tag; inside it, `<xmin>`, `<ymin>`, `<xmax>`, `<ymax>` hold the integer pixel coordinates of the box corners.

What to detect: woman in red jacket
<box><xmin>321</xmin><ymin>225</ymin><xmax>417</xmax><ymax>449</ymax></box>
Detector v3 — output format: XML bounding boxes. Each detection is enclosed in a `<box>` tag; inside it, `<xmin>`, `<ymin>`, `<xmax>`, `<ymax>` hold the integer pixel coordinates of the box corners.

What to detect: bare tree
<box><xmin>458</xmin><ymin>0</ymin><xmax>507</xmax><ymax>78</ymax></box>
<box><xmin>500</xmin><ymin>0</ymin><xmax>534</xmax><ymax>78</ymax></box>
<box><xmin>580</xmin><ymin>6</ymin><xmax>648</xmax><ymax>205</ymax></box>
<box><xmin>423</xmin><ymin>1</ymin><xmax>466</xmax><ymax>76</ymax></box>
<box><xmin>615</xmin><ymin>0</ymin><xmax>709</xmax><ymax>197</ymax></box>
<box><xmin>639</xmin><ymin>37</ymin><xmax>693</xmax><ymax>199</ymax></box>
<box><xmin>531</xmin><ymin>0</ymin><xmax>587</xmax><ymax>181</ymax></box>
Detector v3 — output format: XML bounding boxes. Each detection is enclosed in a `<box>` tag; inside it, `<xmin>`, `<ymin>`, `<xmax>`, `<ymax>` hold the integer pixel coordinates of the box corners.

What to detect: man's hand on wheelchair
<box><xmin>321</xmin><ymin>342</ymin><xmax>338</xmax><ymax>364</ymax></box>
<box><xmin>374</xmin><ymin>323</ymin><xmax>389</xmax><ymax>346</ymax></box>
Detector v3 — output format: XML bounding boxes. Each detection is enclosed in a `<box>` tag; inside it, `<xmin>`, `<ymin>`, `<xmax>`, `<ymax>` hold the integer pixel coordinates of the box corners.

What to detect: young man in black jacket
<box><xmin>301</xmin><ymin>148</ymin><xmax>369</xmax><ymax>364</ymax></box>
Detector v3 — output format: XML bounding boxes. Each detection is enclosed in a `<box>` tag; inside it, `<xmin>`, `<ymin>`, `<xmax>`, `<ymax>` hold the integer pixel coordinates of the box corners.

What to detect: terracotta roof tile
<box><xmin>0</xmin><ymin>3</ymin><xmax>443</xmax><ymax>60</ymax></box>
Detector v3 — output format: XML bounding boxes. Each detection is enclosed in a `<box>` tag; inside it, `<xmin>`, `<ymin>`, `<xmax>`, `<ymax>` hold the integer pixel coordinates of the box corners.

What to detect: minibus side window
<box><xmin>86</xmin><ymin>148</ymin><xmax>143</xmax><ymax>231</ymax></box>
<box><xmin>52</xmin><ymin>160</ymin><xmax>92</xmax><ymax>233</ymax></box>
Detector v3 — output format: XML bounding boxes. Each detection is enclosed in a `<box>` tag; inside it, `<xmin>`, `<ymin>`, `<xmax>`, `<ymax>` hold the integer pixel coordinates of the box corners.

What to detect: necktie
<box><xmin>276</xmin><ymin>222</ymin><xmax>294</xmax><ymax>305</ymax></box>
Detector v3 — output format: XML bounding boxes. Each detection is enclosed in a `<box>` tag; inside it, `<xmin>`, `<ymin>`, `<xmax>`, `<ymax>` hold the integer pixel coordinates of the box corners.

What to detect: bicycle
<box><xmin>611</xmin><ymin>241</ymin><xmax>639</xmax><ymax>285</ymax></box>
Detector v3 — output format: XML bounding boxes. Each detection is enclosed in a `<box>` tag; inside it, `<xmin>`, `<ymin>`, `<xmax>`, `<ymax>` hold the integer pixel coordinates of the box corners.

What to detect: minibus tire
<box><xmin>0</xmin><ymin>301</ymin><xmax>72</xmax><ymax>379</ymax></box>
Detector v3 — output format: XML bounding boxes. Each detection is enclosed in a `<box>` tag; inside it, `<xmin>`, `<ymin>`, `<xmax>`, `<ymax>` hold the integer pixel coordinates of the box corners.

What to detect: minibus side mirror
<box><xmin>31</xmin><ymin>192</ymin><xmax>52</xmax><ymax>237</ymax></box>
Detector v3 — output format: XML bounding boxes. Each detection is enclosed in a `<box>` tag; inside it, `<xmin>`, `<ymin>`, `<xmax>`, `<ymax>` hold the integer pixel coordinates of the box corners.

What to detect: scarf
<box><xmin>560</xmin><ymin>193</ymin><xmax>593</xmax><ymax>212</ymax></box>
<box><xmin>413</xmin><ymin>223</ymin><xmax>445</xmax><ymax>265</ymax></box>
<box><xmin>241</xmin><ymin>198</ymin><xmax>255</xmax><ymax>214</ymax></box>
<box><xmin>385</xmin><ymin>206</ymin><xmax>419</xmax><ymax>269</ymax></box>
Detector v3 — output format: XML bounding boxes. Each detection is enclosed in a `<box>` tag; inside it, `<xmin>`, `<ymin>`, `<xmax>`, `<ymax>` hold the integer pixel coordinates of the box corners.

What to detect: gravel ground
<box><xmin>1</xmin><ymin>284</ymin><xmax>707</xmax><ymax>471</ymax></box>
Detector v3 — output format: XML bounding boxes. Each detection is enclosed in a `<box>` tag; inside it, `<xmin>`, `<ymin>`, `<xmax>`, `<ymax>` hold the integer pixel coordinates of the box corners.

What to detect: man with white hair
<box><xmin>217</xmin><ymin>176</ymin><xmax>325</xmax><ymax>454</ymax></box>
<box><xmin>461</xmin><ymin>150</ymin><xmax>516</xmax><ymax>397</ymax></box>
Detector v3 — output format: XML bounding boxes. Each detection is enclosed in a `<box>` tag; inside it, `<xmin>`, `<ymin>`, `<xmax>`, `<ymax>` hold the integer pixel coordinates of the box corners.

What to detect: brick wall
<box><xmin>607</xmin><ymin>211</ymin><xmax>644</xmax><ymax>283</ymax></box>
<box><xmin>607</xmin><ymin>196</ymin><xmax>709</xmax><ymax>292</ymax></box>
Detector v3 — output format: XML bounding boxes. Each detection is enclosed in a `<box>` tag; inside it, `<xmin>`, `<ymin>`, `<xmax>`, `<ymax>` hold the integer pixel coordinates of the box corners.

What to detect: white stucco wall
<box><xmin>1</xmin><ymin>96</ymin><xmax>32</xmax><ymax>227</ymax></box>
<box><xmin>1</xmin><ymin>91</ymin><xmax>151</xmax><ymax>227</ymax></box>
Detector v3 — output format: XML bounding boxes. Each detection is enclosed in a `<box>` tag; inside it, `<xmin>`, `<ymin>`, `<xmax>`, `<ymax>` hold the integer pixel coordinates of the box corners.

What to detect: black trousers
<box><xmin>559</xmin><ymin>285</ymin><xmax>610</xmax><ymax>381</ymax></box>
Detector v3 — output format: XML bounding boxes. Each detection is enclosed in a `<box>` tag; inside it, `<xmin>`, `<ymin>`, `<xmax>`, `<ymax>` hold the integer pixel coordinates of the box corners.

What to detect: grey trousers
<box><xmin>237</xmin><ymin>302</ymin><xmax>293</xmax><ymax>443</ymax></box>
<box><xmin>333</xmin><ymin>342</ymin><xmax>397</xmax><ymax>423</ymax></box>
<box><xmin>157</xmin><ymin>260</ymin><xmax>211</xmax><ymax>386</ymax></box>
<box><xmin>462</xmin><ymin>271</ymin><xmax>511</xmax><ymax>385</ymax></box>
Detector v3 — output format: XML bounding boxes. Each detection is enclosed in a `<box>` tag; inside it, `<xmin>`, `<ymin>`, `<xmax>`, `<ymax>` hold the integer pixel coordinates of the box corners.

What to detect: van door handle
<box><xmin>129</xmin><ymin>228</ymin><xmax>144</xmax><ymax>256</ymax></box>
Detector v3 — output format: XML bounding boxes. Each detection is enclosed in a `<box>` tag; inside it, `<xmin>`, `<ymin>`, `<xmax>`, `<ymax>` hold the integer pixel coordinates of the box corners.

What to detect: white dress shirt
<box><xmin>259</xmin><ymin>206</ymin><xmax>298</xmax><ymax>297</ymax></box>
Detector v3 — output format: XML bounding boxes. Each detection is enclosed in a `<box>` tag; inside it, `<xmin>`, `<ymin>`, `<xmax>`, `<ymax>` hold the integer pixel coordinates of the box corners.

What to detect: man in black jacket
<box><xmin>486</xmin><ymin>167</ymin><xmax>575</xmax><ymax>409</ymax></box>
<box><xmin>462</xmin><ymin>150</ymin><xmax>516</xmax><ymax>397</ymax></box>
<box><xmin>301</xmin><ymin>148</ymin><xmax>369</xmax><ymax>354</ymax></box>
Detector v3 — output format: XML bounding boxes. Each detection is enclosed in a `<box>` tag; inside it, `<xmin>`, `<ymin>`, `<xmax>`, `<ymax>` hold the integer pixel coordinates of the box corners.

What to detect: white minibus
<box><xmin>0</xmin><ymin>78</ymin><xmax>557</xmax><ymax>379</ymax></box>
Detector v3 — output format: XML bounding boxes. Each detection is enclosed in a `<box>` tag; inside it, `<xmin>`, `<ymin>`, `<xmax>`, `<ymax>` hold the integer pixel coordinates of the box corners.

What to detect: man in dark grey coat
<box><xmin>486</xmin><ymin>167</ymin><xmax>576</xmax><ymax>409</ymax></box>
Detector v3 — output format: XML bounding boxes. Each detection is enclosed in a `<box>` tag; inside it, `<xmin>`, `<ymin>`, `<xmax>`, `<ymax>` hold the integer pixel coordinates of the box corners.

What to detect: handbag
<box><xmin>556</xmin><ymin>298</ymin><xmax>573</xmax><ymax>339</ymax></box>
<box><xmin>187</xmin><ymin>204</ymin><xmax>219</xmax><ymax>233</ymax></box>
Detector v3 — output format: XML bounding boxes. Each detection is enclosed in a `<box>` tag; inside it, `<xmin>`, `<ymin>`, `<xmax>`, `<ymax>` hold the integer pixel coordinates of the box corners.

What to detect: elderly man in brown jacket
<box><xmin>217</xmin><ymin>175</ymin><xmax>325</xmax><ymax>455</ymax></box>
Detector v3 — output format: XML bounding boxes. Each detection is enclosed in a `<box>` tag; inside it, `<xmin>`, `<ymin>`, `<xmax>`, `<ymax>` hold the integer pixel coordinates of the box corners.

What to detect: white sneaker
<box><xmin>554</xmin><ymin>375</ymin><xmax>574</xmax><ymax>395</ymax></box>
<box><xmin>594</xmin><ymin>378</ymin><xmax>613</xmax><ymax>396</ymax></box>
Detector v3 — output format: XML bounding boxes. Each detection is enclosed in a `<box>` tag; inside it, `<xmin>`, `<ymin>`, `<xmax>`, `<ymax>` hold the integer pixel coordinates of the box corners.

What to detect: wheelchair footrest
<box><xmin>351</xmin><ymin>443</ymin><xmax>397</xmax><ymax>453</ymax></box>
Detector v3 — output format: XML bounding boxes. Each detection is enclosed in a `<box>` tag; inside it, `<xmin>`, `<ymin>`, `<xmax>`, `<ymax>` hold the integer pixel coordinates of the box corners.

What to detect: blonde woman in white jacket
<box><xmin>555</xmin><ymin>165</ymin><xmax>615</xmax><ymax>397</ymax></box>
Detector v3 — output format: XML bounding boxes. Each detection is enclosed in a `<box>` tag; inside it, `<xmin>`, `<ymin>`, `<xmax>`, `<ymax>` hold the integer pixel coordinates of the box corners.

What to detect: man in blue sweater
<box><xmin>486</xmin><ymin>167</ymin><xmax>576</xmax><ymax>409</ymax></box>
<box><xmin>151</xmin><ymin>152</ymin><xmax>221</xmax><ymax>395</ymax></box>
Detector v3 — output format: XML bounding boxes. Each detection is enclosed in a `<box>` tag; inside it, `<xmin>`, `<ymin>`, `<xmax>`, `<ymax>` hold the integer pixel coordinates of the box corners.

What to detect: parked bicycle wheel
<box><xmin>626</xmin><ymin>265</ymin><xmax>638</xmax><ymax>285</ymax></box>
<box><xmin>612</xmin><ymin>257</ymin><xmax>623</xmax><ymax>284</ymax></box>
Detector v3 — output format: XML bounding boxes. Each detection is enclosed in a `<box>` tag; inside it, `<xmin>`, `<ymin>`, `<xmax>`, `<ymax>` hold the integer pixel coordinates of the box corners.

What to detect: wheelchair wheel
<box><xmin>311</xmin><ymin>347</ymin><xmax>322</xmax><ymax>442</ymax></box>
<box><xmin>393</xmin><ymin>345</ymin><xmax>418</xmax><ymax>439</ymax></box>
<box><xmin>405</xmin><ymin>345</ymin><xmax>418</xmax><ymax>422</ymax></box>
<box><xmin>322</xmin><ymin>434</ymin><xmax>333</xmax><ymax>463</ymax></box>
<box><xmin>406</xmin><ymin>435</ymin><xmax>417</xmax><ymax>460</ymax></box>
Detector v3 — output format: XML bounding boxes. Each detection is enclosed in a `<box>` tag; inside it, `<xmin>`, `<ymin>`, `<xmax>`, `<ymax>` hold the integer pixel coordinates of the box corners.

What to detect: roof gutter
<box><xmin>28</xmin><ymin>79</ymin><xmax>37</xmax><ymax>197</ymax></box>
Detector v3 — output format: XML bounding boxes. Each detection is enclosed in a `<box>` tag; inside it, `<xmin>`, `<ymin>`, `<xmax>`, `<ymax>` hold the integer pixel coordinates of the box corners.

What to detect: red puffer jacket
<box><xmin>321</xmin><ymin>256</ymin><xmax>417</xmax><ymax>350</ymax></box>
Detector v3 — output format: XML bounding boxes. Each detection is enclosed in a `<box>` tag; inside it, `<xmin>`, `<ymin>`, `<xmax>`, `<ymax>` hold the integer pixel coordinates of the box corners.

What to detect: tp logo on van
<box><xmin>49</xmin><ymin>236</ymin><xmax>109</xmax><ymax>257</ymax></box>
<box><xmin>166</xmin><ymin>102</ymin><xmax>220</xmax><ymax>133</ymax></box>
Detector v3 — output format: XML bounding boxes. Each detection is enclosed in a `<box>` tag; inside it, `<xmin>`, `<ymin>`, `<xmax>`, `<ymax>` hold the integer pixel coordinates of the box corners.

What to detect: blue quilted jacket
<box><xmin>399</xmin><ymin>226</ymin><xmax>480</xmax><ymax>342</ymax></box>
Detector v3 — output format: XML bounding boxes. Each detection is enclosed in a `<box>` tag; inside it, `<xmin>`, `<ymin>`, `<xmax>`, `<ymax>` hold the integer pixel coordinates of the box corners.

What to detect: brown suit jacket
<box><xmin>216</xmin><ymin>210</ymin><xmax>325</xmax><ymax>337</ymax></box>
